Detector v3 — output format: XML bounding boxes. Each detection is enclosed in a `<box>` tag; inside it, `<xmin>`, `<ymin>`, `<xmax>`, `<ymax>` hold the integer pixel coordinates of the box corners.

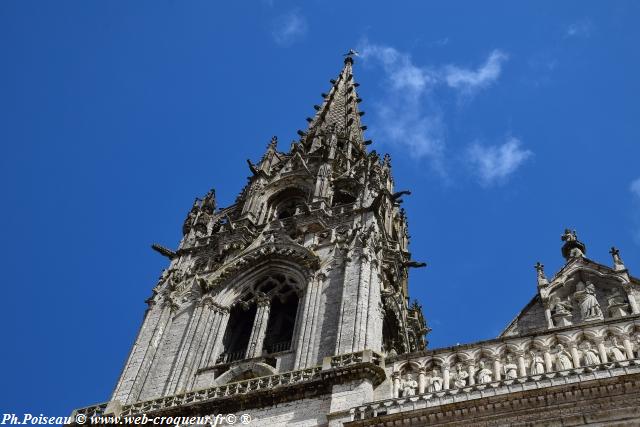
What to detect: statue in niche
<box><xmin>503</xmin><ymin>354</ymin><xmax>518</xmax><ymax>379</ymax></box>
<box><xmin>581</xmin><ymin>342</ymin><xmax>601</xmax><ymax>365</ymax></box>
<box><xmin>452</xmin><ymin>363</ymin><xmax>469</xmax><ymax>388</ymax></box>
<box><xmin>529</xmin><ymin>351</ymin><xmax>545</xmax><ymax>375</ymax></box>
<box><xmin>607</xmin><ymin>288</ymin><xmax>629</xmax><ymax>318</ymax></box>
<box><xmin>550</xmin><ymin>296</ymin><xmax>573</xmax><ymax>326</ymax></box>
<box><xmin>555</xmin><ymin>344</ymin><xmax>573</xmax><ymax>370</ymax></box>
<box><xmin>427</xmin><ymin>369</ymin><xmax>443</xmax><ymax>392</ymax></box>
<box><xmin>476</xmin><ymin>360</ymin><xmax>493</xmax><ymax>384</ymax></box>
<box><xmin>574</xmin><ymin>282</ymin><xmax>604</xmax><ymax>321</ymax></box>
<box><xmin>314</xmin><ymin>163</ymin><xmax>332</xmax><ymax>199</ymax></box>
<box><xmin>400</xmin><ymin>372</ymin><xmax>418</xmax><ymax>397</ymax></box>
<box><xmin>608</xmin><ymin>337</ymin><xmax>627</xmax><ymax>362</ymax></box>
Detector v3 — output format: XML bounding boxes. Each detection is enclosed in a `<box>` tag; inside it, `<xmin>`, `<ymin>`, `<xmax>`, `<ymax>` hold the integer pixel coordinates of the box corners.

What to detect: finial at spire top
<box><xmin>343</xmin><ymin>49</ymin><xmax>359</xmax><ymax>64</ymax></box>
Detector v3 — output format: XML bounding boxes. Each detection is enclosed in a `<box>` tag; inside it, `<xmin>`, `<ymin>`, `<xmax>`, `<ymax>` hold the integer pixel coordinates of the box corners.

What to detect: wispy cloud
<box><xmin>358</xmin><ymin>42</ymin><xmax>509</xmax><ymax>177</ymax></box>
<box><xmin>271</xmin><ymin>10</ymin><xmax>307</xmax><ymax>47</ymax></box>
<box><xmin>445</xmin><ymin>50</ymin><xmax>508</xmax><ymax>96</ymax></box>
<box><xmin>359</xmin><ymin>43</ymin><xmax>445</xmax><ymax>173</ymax></box>
<box><xmin>566</xmin><ymin>19</ymin><xmax>593</xmax><ymax>38</ymax></box>
<box><xmin>466</xmin><ymin>137</ymin><xmax>533</xmax><ymax>187</ymax></box>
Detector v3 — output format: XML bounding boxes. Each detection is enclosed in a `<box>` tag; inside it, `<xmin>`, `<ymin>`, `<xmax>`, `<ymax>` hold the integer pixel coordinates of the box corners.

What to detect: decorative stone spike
<box><xmin>330</xmin><ymin>79</ymin><xmax>336</xmax><ymax>84</ymax></box>
<box><xmin>364</xmin><ymin>140</ymin><xmax>373</xmax><ymax>145</ymax></box>
<box><xmin>361</xmin><ymin>125</ymin><xmax>368</xmax><ymax>131</ymax></box>
<box><xmin>610</xmin><ymin>246</ymin><xmax>626</xmax><ymax>271</ymax></box>
<box><xmin>359</xmin><ymin>111</ymin><xmax>365</xmax><ymax>116</ymax></box>
<box><xmin>321</xmin><ymin>93</ymin><xmax>328</xmax><ymax>98</ymax></box>
<box><xmin>313</xmin><ymin>105</ymin><xmax>321</xmax><ymax>111</ymax></box>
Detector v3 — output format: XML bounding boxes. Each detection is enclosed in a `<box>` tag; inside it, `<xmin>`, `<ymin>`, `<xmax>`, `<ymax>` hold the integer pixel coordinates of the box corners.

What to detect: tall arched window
<box><xmin>218</xmin><ymin>273</ymin><xmax>302</xmax><ymax>364</ymax></box>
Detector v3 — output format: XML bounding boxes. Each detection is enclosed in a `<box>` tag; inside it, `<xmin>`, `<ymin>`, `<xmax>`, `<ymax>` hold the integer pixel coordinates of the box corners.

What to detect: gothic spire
<box><xmin>303</xmin><ymin>54</ymin><xmax>368</xmax><ymax>149</ymax></box>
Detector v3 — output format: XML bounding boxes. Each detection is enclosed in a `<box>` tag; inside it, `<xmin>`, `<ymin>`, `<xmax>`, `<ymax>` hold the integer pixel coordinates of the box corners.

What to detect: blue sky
<box><xmin>1</xmin><ymin>0</ymin><xmax>639</xmax><ymax>417</ymax></box>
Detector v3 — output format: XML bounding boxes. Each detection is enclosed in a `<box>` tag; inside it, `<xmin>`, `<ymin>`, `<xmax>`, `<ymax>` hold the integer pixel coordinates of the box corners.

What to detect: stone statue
<box><xmin>476</xmin><ymin>361</ymin><xmax>493</xmax><ymax>384</ymax></box>
<box><xmin>582</xmin><ymin>342</ymin><xmax>601</xmax><ymax>366</ymax></box>
<box><xmin>529</xmin><ymin>351</ymin><xmax>545</xmax><ymax>375</ymax></box>
<box><xmin>503</xmin><ymin>355</ymin><xmax>518</xmax><ymax>379</ymax></box>
<box><xmin>314</xmin><ymin>163</ymin><xmax>332</xmax><ymax>199</ymax></box>
<box><xmin>607</xmin><ymin>288</ymin><xmax>629</xmax><ymax>318</ymax></box>
<box><xmin>574</xmin><ymin>282</ymin><xmax>603</xmax><ymax>321</ymax></box>
<box><xmin>400</xmin><ymin>372</ymin><xmax>418</xmax><ymax>397</ymax></box>
<box><xmin>555</xmin><ymin>344</ymin><xmax>573</xmax><ymax>370</ymax></box>
<box><xmin>608</xmin><ymin>337</ymin><xmax>627</xmax><ymax>362</ymax></box>
<box><xmin>427</xmin><ymin>369</ymin><xmax>443</xmax><ymax>392</ymax></box>
<box><xmin>452</xmin><ymin>363</ymin><xmax>469</xmax><ymax>388</ymax></box>
<box><xmin>550</xmin><ymin>296</ymin><xmax>573</xmax><ymax>327</ymax></box>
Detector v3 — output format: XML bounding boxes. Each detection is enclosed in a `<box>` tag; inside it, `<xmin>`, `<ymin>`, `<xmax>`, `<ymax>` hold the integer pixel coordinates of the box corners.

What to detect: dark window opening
<box><xmin>333</xmin><ymin>191</ymin><xmax>356</xmax><ymax>206</ymax></box>
<box><xmin>263</xmin><ymin>294</ymin><xmax>299</xmax><ymax>354</ymax></box>
<box><xmin>219</xmin><ymin>303</ymin><xmax>257</xmax><ymax>363</ymax></box>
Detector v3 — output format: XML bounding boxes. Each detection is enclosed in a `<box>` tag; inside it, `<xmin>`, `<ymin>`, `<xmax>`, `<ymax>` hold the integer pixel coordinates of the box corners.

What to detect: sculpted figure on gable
<box><xmin>574</xmin><ymin>282</ymin><xmax>603</xmax><ymax>321</ymax></box>
<box><xmin>607</xmin><ymin>288</ymin><xmax>630</xmax><ymax>318</ymax></box>
<box><xmin>550</xmin><ymin>296</ymin><xmax>573</xmax><ymax>327</ymax></box>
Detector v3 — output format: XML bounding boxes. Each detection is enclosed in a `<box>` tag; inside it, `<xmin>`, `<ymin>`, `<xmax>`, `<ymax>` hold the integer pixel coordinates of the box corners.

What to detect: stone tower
<box><xmin>102</xmin><ymin>53</ymin><xmax>428</xmax><ymax>417</ymax></box>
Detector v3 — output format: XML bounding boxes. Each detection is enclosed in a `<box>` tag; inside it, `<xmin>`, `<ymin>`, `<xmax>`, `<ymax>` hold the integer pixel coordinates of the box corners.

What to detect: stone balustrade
<box><xmin>352</xmin><ymin>359</ymin><xmax>640</xmax><ymax>421</ymax></box>
<box><xmin>72</xmin><ymin>350</ymin><xmax>383</xmax><ymax>419</ymax></box>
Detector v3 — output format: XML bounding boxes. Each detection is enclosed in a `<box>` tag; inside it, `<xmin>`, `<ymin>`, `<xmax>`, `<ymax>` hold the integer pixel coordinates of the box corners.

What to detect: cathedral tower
<box><xmin>102</xmin><ymin>53</ymin><xmax>427</xmax><ymax>415</ymax></box>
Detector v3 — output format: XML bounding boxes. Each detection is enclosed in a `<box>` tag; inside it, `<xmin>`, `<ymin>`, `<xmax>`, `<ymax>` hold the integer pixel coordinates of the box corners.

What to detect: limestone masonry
<box><xmin>71</xmin><ymin>54</ymin><xmax>640</xmax><ymax>426</ymax></box>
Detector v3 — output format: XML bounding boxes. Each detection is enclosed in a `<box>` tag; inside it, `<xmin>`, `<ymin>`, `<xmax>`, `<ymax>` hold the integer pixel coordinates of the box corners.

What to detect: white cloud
<box><xmin>466</xmin><ymin>137</ymin><xmax>533</xmax><ymax>186</ymax></box>
<box><xmin>445</xmin><ymin>50</ymin><xmax>508</xmax><ymax>96</ymax></box>
<box><xmin>358</xmin><ymin>42</ymin><xmax>510</xmax><ymax>177</ymax></box>
<box><xmin>359</xmin><ymin>43</ymin><xmax>446</xmax><ymax>174</ymax></box>
<box><xmin>566</xmin><ymin>20</ymin><xmax>593</xmax><ymax>38</ymax></box>
<box><xmin>272</xmin><ymin>10</ymin><xmax>307</xmax><ymax>46</ymax></box>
